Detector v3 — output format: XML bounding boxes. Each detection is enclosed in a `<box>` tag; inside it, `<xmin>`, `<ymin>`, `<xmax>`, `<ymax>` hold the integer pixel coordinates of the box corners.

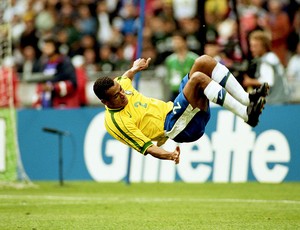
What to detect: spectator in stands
<box><xmin>57</xmin><ymin>1</ymin><xmax>77</xmax><ymax>23</ymax></box>
<box><xmin>119</xmin><ymin>2</ymin><xmax>139</xmax><ymax>35</ymax></box>
<box><xmin>96</xmin><ymin>1</ymin><xmax>113</xmax><ymax>45</ymax></box>
<box><xmin>286</xmin><ymin>41</ymin><xmax>300</xmax><ymax>81</ymax></box>
<box><xmin>0</xmin><ymin>57</ymin><xmax>19</xmax><ymax>108</ymax></box>
<box><xmin>3</xmin><ymin>0</ymin><xmax>27</xmax><ymax>23</ymax></box>
<box><xmin>83</xmin><ymin>48</ymin><xmax>100</xmax><ymax>79</ymax></box>
<box><xmin>75</xmin><ymin>4</ymin><xmax>97</xmax><ymax>37</ymax></box>
<box><xmin>243</xmin><ymin>30</ymin><xmax>290</xmax><ymax>104</ymax></box>
<box><xmin>113</xmin><ymin>45</ymin><xmax>132</xmax><ymax>71</ymax></box>
<box><xmin>56</xmin><ymin>10</ymin><xmax>80</xmax><ymax>56</ymax></box>
<box><xmin>18</xmin><ymin>45</ymin><xmax>41</xmax><ymax>81</ymax></box>
<box><xmin>3</xmin><ymin>0</ymin><xmax>28</xmax><ymax>47</ymax></box>
<box><xmin>217</xmin><ymin>18</ymin><xmax>243</xmax><ymax>64</ymax></box>
<box><xmin>72</xmin><ymin>55</ymin><xmax>88</xmax><ymax>107</ymax></box>
<box><xmin>107</xmin><ymin>17</ymin><xmax>125</xmax><ymax>49</ymax></box>
<box><xmin>19</xmin><ymin>12</ymin><xmax>41</xmax><ymax>59</ymax></box>
<box><xmin>9</xmin><ymin>0</ymin><xmax>300</xmax><ymax>107</ymax></box>
<box><xmin>73</xmin><ymin>34</ymin><xmax>99</xmax><ymax>57</ymax></box>
<box><xmin>177</xmin><ymin>18</ymin><xmax>202</xmax><ymax>54</ymax></box>
<box><xmin>262</xmin><ymin>0</ymin><xmax>291</xmax><ymax>67</ymax></box>
<box><xmin>122</xmin><ymin>33</ymin><xmax>137</xmax><ymax>62</ymax></box>
<box><xmin>98</xmin><ymin>44</ymin><xmax>115</xmax><ymax>74</ymax></box>
<box><xmin>172</xmin><ymin>0</ymin><xmax>197</xmax><ymax>21</ymax></box>
<box><xmin>237</xmin><ymin>0</ymin><xmax>266</xmax><ymax>58</ymax></box>
<box><xmin>286</xmin><ymin>40</ymin><xmax>300</xmax><ymax>103</ymax></box>
<box><xmin>287</xmin><ymin>8</ymin><xmax>300</xmax><ymax>54</ymax></box>
<box><xmin>205</xmin><ymin>0</ymin><xmax>229</xmax><ymax>23</ymax></box>
<box><xmin>149</xmin><ymin>15</ymin><xmax>174</xmax><ymax>64</ymax></box>
<box><xmin>34</xmin><ymin>1</ymin><xmax>56</xmax><ymax>36</ymax></box>
<box><xmin>164</xmin><ymin>31</ymin><xmax>199</xmax><ymax>101</ymax></box>
<box><xmin>56</xmin><ymin>29</ymin><xmax>71</xmax><ymax>56</ymax></box>
<box><xmin>34</xmin><ymin>36</ymin><xmax>78</xmax><ymax>108</ymax></box>
<box><xmin>244</xmin><ymin>13</ymin><xmax>265</xmax><ymax>61</ymax></box>
<box><xmin>141</xmin><ymin>41</ymin><xmax>158</xmax><ymax>68</ymax></box>
<box><xmin>204</xmin><ymin>39</ymin><xmax>224</xmax><ymax>64</ymax></box>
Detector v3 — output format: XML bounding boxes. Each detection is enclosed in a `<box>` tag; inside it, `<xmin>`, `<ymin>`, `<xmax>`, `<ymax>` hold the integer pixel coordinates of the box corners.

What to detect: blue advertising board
<box><xmin>17</xmin><ymin>104</ymin><xmax>300</xmax><ymax>182</ymax></box>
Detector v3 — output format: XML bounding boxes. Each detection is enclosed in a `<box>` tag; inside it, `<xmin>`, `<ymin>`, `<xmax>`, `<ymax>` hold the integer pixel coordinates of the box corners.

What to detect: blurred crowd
<box><xmin>0</xmin><ymin>0</ymin><xmax>300</xmax><ymax>108</ymax></box>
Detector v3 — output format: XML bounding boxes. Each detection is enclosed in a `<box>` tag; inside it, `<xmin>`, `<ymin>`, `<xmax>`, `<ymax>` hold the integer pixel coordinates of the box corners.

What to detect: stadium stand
<box><xmin>1</xmin><ymin>0</ymin><xmax>300</xmax><ymax>108</ymax></box>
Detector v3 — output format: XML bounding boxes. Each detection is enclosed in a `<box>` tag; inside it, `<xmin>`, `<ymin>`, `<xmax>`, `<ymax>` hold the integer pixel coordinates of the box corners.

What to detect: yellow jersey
<box><xmin>104</xmin><ymin>76</ymin><xmax>173</xmax><ymax>154</ymax></box>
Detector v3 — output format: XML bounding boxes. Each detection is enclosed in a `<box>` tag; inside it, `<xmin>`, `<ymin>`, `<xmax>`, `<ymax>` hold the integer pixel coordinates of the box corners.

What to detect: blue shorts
<box><xmin>164</xmin><ymin>74</ymin><xmax>211</xmax><ymax>143</ymax></box>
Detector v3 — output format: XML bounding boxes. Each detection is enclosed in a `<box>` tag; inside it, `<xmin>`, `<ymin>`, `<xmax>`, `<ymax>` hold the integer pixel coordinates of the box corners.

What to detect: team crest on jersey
<box><xmin>125</xmin><ymin>90</ymin><xmax>133</xmax><ymax>95</ymax></box>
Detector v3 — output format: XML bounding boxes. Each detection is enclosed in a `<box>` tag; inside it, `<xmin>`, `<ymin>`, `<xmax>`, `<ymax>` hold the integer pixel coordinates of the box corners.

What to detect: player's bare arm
<box><xmin>122</xmin><ymin>58</ymin><xmax>151</xmax><ymax>81</ymax></box>
<box><xmin>146</xmin><ymin>145</ymin><xmax>180</xmax><ymax>164</ymax></box>
<box><xmin>243</xmin><ymin>74</ymin><xmax>262</xmax><ymax>88</ymax></box>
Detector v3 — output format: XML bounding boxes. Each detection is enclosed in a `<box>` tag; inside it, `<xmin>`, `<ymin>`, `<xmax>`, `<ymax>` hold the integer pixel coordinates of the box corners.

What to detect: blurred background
<box><xmin>1</xmin><ymin>0</ymin><xmax>300</xmax><ymax>184</ymax></box>
<box><xmin>1</xmin><ymin>3</ymin><xmax>299</xmax><ymax>228</ymax></box>
<box><xmin>0</xmin><ymin>0</ymin><xmax>300</xmax><ymax>108</ymax></box>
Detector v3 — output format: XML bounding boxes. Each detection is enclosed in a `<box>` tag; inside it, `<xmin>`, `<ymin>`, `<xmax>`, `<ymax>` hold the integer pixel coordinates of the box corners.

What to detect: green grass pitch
<box><xmin>0</xmin><ymin>182</ymin><xmax>299</xmax><ymax>229</ymax></box>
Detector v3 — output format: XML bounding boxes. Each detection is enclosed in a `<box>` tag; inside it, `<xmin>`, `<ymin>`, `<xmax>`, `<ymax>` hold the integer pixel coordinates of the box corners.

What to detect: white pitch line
<box><xmin>0</xmin><ymin>195</ymin><xmax>300</xmax><ymax>205</ymax></box>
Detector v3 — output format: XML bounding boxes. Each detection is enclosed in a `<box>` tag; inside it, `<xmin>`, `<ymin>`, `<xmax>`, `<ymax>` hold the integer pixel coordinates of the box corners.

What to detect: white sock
<box><xmin>212</xmin><ymin>62</ymin><xmax>250</xmax><ymax>106</ymax></box>
<box><xmin>204</xmin><ymin>81</ymin><xmax>248</xmax><ymax>121</ymax></box>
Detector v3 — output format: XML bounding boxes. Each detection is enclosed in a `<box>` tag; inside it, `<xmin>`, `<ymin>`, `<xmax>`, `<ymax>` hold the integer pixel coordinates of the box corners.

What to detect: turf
<box><xmin>0</xmin><ymin>182</ymin><xmax>299</xmax><ymax>230</ymax></box>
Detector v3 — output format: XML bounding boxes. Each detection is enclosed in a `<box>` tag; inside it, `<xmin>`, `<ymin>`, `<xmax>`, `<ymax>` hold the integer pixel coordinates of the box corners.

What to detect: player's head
<box><xmin>249</xmin><ymin>30</ymin><xmax>271</xmax><ymax>57</ymax></box>
<box><xmin>93</xmin><ymin>77</ymin><xmax>128</xmax><ymax>109</ymax></box>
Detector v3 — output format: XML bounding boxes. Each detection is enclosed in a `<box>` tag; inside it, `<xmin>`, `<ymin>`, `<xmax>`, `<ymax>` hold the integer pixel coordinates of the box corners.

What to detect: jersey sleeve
<box><xmin>105</xmin><ymin>112</ymin><xmax>153</xmax><ymax>155</ymax></box>
<box><xmin>115</xmin><ymin>76</ymin><xmax>134</xmax><ymax>91</ymax></box>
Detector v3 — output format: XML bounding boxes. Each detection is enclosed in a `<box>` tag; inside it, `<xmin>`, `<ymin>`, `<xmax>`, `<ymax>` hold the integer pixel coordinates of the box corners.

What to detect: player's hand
<box><xmin>131</xmin><ymin>57</ymin><xmax>151</xmax><ymax>72</ymax></box>
<box><xmin>173</xmin><ymin>146</ymin><xmax>180</xmax><ymax>164</ymax></box>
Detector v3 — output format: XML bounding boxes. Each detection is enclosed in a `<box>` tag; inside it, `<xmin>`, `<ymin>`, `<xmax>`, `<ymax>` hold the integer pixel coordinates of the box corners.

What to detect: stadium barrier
<box><xmin>17</xmin><ymin>70</ymin><xmax>171</xmax><ymax>107</ymax></box>
<box><xmin>17</xmin><ymin>104</ymin><xmax>300</xmax><ymax>183</ymax></box>
<box><xmin>17</xmin><ymin>71</ymin><xmax>300</xmax><ymax>107</ymax></box>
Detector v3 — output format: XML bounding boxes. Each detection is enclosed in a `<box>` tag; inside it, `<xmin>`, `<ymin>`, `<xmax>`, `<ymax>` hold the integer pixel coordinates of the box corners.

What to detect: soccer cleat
<box><xmin>246</xmin><ymin>96</ymin><xmax>266</xmax><ymax>127</ymax></box>
<box><xmin>249</xmin><ymin>83</ymin><xmax>270</xmax><ymax>104</ymax></box>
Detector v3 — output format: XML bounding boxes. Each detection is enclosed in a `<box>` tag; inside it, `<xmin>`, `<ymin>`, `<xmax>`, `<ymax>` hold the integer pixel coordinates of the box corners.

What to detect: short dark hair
<box><xmin>172</xmin><ymin>30</ymin><xmax>187</xmax><ymax>41</ymax></box>
<box><xmin>93</xmin><ymin>77</ymin><xmax>115</xmax><ymax>100</ymax></box>
<box><xmin>43</xmin><ymin>35</ymin><xmax>61</xmax><ymax>53</ymax></box>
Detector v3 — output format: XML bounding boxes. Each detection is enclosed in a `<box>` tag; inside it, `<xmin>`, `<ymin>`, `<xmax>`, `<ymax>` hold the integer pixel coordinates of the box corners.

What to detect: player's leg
<box><xmin>189</xmin><ymin>55</ymin><xmax>269</xmax><ymax>105</ymax></box>
<box><xmin>184</xmin><ymin>72</ymin><xmax>247</xmax><ymax>120</ymax></box>
<box><xmin>212</xmin><ymin>61</ymin><xmax>269</xmax><ymax>105</ymax></box>
<box><xmin>183</xmin><ymin>71</ymin><xmax>264</xmax><ymax>127</ymax></box>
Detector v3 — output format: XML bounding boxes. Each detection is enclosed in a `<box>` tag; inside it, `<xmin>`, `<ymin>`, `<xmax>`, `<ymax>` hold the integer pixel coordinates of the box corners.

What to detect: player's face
<box><xmin>103</xmin><ymin>82</ymin><xmax>128</xmax><ymax>109</ymax></box>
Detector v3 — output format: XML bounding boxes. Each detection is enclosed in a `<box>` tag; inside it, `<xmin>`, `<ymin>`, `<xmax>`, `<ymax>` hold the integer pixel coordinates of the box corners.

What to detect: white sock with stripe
<box><xmin>212</xmin><ymin>62</ymin><xmax>250</xmax><ymax>106</ymax></box>
<box><xmin>204</xmin><ymin>81</ymin><xmax>248</xmax><ymax>121</ymax></box>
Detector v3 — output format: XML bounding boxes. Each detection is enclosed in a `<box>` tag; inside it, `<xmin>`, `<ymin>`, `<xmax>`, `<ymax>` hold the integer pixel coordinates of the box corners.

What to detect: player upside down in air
<box><xmin>93</xmin><ymin>55</ymin><xmax>269</xmax><ymax>164</ymax></box>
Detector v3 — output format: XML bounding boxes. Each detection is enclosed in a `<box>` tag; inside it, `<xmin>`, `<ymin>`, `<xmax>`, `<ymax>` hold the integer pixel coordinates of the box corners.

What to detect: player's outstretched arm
<box><xmin>146</xmin><ymin>145</ymin><xmax>180</xmax><ymax>164</ymax></box>
<box><xmin>122</xmin><ymin>58</ymin><xmax>151</xmax><ymax>81</ymax></box>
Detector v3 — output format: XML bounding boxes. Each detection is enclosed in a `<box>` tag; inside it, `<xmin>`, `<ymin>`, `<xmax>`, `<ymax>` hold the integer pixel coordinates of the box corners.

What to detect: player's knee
<box><xmin>194</xmin><ymin>55</ymin><xmax>216</xmax><ymax>75</ymax></box>
<box><xmin>189</xmin><ymin>72</ymin><xmax>208</xmax><ymax>89</ymax></box>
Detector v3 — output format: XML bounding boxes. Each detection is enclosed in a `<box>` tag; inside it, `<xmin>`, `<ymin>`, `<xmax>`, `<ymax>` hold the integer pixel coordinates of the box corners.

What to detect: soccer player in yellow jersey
<box><xmin>93</xmin><ymin>55</ymin><xmax>269</xmax><ymax>164</ymax></box>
